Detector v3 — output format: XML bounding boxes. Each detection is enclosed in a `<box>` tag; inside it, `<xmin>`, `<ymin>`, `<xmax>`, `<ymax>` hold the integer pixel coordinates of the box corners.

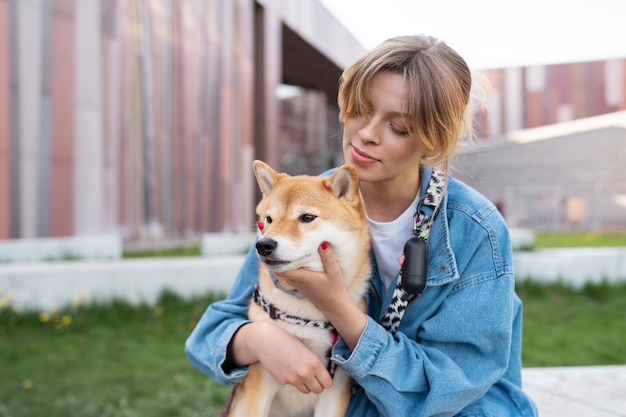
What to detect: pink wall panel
<box><xmin>50</xmin><ymin>3</ymin><xmax>75</xmax><ymax>236</ymax></box>
<box><xmin>525</xmin><ymin>90</ymin><xmax>545</xmax><ymax>128</ymax></box>
<box><xmin>0</xmin><ymin>0</ymin><xmax>10</xmax><ymax>238</ymax></box>
<box><xmin>622</xmin><ymin>59</ymin><xmax>626</xmax><ymax>111</ymax></box>
<box><xmin>170</xmin><ymin>3</ymin><xmax>182</xmax><ymax>236</ymax></box>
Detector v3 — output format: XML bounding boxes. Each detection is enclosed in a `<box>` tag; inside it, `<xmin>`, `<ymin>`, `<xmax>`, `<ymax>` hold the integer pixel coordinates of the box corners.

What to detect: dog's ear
<box><xmin>329</xmin><ymin>165</ymin><xmax>361</xmax><ymax>206</ymax></box>
<box><xmin>253</xmin><ymin>160</ymin><xmax>281</xmax><ymax>195</ymax></box>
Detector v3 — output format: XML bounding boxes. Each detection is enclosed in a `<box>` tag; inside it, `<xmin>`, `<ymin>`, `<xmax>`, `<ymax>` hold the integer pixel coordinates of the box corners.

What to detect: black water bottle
<box><xmin>400</xmin><ymin>237</ymin><xmax>428</xmax><ymax>295</ymax></box>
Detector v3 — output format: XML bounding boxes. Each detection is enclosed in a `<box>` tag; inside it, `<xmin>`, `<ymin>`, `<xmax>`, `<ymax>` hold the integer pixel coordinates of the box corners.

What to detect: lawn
<box><xmin>1</xmin><ymin>281</ymin><xmax>625</xmax><ymax>416</ymax></box>
<box><xmin>0</xmin><ymin>291</ymin><xmax>232</xmax><ymax>417</ymax></box>
<box><xmin>533</xmin><ymin>231</ymin><xmax>626</xmax><ymax>248</ymax></box>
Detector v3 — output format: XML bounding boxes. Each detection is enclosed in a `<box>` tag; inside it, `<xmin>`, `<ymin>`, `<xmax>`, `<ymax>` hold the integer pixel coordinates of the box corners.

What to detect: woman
<box><xmin>186</xmin><ymin>35</ymin><xmax>538</xmax><ymax>416</ymax></box>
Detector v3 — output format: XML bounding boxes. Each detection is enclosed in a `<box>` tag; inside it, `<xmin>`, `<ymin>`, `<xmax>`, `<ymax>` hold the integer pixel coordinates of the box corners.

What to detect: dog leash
<box><xmin>379</xmin><ymin>168</ymin><xmax>446</xmax><ymax>334</ymax></box>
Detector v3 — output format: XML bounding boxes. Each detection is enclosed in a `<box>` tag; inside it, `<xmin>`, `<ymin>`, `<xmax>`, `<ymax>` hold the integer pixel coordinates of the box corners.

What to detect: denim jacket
<box><xmin>185</xmin><ymin>166</ymin><xmax>538</xmax><ymax>417</ymax></box>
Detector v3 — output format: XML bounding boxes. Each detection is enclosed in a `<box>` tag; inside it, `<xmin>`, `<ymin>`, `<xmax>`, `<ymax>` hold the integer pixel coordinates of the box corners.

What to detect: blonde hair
<box><xmin>338</xmin><ymin>35</ymin><xmax>489</xmax><ymax>167</ymax></box>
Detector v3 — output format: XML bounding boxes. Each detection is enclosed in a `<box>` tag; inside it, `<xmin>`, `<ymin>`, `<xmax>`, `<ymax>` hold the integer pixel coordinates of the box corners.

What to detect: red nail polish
<box><xmin>321</xmin><ymin>241</ymin><xmax>328</xmax><ymax>251</ymax></box>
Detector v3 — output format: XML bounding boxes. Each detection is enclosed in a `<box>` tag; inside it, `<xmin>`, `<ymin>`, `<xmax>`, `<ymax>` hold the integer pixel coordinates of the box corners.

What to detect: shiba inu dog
<box><xmin>225</xmin><ymin>160</ymin><xmax>371</xmax><ymax>417</ymax></box>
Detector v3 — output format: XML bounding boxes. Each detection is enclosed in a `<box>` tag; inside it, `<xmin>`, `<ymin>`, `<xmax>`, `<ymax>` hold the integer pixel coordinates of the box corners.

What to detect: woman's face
<box><xmin>342</xmin><ymin>71</ymin><xmax>432</xmax><ymax>187</ymax></box>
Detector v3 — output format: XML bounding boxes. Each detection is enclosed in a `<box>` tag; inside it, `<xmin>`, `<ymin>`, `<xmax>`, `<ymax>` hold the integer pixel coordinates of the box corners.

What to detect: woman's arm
<box><xmin>334</xmin><ymin>275</ymin><xmax>515</xmax><ymax>416</ymax></box>
<box><xmin>280</xmin><ymin>223</ymin><xmax>516</xmax><ymax>416</ymax></box>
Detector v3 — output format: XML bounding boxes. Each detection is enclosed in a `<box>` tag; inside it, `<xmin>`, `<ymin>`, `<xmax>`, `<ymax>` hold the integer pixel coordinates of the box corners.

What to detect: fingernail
<box><xmin>320</xmin><ymin>241</ymin><xmax>328</xmax><ymax>251</ymax></box>
<box><xmin>257</xmin><ymin>221</ymin><xmax>264</xmax><ymax>231</ymax></box>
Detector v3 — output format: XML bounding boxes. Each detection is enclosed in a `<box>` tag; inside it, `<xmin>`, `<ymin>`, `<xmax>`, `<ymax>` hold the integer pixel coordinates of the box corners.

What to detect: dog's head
<box><xmin>252</xmin><ymin>160</ymin><xmax>367</xmax><ymax>274</ymax></box>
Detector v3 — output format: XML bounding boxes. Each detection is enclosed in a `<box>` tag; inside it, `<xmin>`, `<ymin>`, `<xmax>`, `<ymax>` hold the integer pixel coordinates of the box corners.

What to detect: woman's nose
<box><xmin>358</xmin><ymin>117</ymin><xmax>380</xmax><ymax>144</ymax></box>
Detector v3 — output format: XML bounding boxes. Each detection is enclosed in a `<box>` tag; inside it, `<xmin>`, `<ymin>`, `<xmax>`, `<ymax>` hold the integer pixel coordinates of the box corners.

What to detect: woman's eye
<box><xmin>389</xmin><ymin>123</ymin><xmax>409</xmax><ymax>136</ymax></box>
<box><xmin>299</xmin><ymin>214</ymin><xmax>317</xmax><ymax>223</ymax></box>
<box><xmin>265</xmin><ymin>216</ymin><xmax>273</xmax><ymax>224</ymax></box>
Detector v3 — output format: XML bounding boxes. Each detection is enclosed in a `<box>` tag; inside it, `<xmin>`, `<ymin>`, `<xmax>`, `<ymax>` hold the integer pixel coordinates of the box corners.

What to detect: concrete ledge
<box><xmin>513</xmin><ymin>247</ymin><xmax>626</xmax><ymax>287</ymax></box>
<box><xmin>2</xmin><ymin>247</ymin><xmax>625</xmax><ymax>311</ymax></box>
<box><xmin>0</xmin><ymin>235</ymin><xmax>122</xmax><ymax>263</ymax></box>
<box><xmin>201</xmin><ymin>233</ymin><xmax>257</xmax><ymax>257</ymax></box>
<box><xmin>0</xmin><ymin>256</ymin><xmax>244</xmax><ymax>310</ymax></box>
<box><xmin>509</xmin><ymin>228</ymin><xmax>536</xmax><ymax>250</ymax></box>
<box><xmin>522</xmin><ymin>365</ymin><xmax>626</xmax><ymax>416</ymax></box>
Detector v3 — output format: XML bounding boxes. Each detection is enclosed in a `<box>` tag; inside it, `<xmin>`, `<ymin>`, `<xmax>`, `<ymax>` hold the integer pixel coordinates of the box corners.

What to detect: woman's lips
<box><xmin>351</xmin><ymin>146</ymin><xmax>379</xmax><ymax>164</ymax></box>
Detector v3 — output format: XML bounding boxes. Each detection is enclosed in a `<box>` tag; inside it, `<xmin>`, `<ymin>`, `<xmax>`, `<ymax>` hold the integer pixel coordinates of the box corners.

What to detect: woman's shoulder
<box><xmin>446</xmin><ymin>174</ymin><xmax>503</xmax><ymax>226</ymax></box>
<box><xmin>445</xmin><ymin>175</ymin><xmax>513</xmax><ymax>269</ymax></box>
<box><xmin>445</xmin><ymin>174</ymin><xmax>511</xmax><ymax>253</ymax></box>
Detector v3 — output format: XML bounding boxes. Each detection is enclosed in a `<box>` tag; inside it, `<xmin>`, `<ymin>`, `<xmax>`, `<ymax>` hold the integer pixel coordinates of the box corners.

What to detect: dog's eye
<box><xmin>299</xmin><ymin>214</ymin><xmax>317</xmax><ymax>223</ymax></box>
<box><xmin>265</xmin><ymin>216</ymin><xmax>273</xmax><ymax>224</ymax></box>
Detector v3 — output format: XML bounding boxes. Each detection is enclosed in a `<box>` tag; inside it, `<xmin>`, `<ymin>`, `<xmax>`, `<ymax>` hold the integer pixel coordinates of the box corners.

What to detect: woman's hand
<box><xmin>277</xmin><ymin>243</ymin><xmax>368</xmax><ymax>350</ymax></box>
<box><xmin>228</xmin><ymin>321</ymin><xmax>333</xmax><ymax>394</ymax></box>
<box><xmin>278</xmin><ymin>242</ymin><xmax>347</xmax><ymax>307</ymax></box>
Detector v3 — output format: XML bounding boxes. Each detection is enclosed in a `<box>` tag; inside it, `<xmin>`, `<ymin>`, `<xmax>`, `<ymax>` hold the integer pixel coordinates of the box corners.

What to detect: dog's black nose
<box><xmin>256</xmin><ymin>238</ymin><xmax>277</xmax><ymax>257</ymax></box>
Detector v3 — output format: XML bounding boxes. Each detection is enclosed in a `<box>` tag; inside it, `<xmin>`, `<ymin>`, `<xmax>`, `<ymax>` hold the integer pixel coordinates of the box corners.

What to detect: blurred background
<box><xmin>1</xmin><ymin>2</ymin><xmax>625</xmax><ymax>415</ymax></box>
<box><xmin>1</xmin><ymin>0</ymin><xmax>624</xmax><ymax>249</ymax></box>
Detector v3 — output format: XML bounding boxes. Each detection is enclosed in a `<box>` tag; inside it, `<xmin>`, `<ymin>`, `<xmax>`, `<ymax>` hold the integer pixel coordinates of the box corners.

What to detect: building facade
<box><xmin>0</xmin><ymin>0</ymin><xmax>363</xmax><ymax>243</ymax></box>
<box><xmin>481</xmin><ymin>60</ymin><xmax>626</xmax><ymax>137</ymax></box>
<box><xmin>1</xmin><ymin>0</ymin><xmax>625</xmax><ymax>244</ymax></box>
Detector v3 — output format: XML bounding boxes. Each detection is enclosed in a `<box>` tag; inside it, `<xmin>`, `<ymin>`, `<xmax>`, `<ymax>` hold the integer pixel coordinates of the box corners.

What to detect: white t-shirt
<box><xmin>367</xmin><ymin>192</ymin><xmax>420</xmax><ymax>295</ymax></box>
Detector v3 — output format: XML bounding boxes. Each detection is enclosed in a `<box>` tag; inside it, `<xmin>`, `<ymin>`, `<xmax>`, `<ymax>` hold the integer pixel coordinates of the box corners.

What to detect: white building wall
<box><xmin>74</xmin><ymin>0</ymin><xmax>105</xmax><ymax>235</ymax></box>
<box><xmin>17</xmin><ymin>0</ymin><xmax>43</xmax><ymax>238</ymax></box>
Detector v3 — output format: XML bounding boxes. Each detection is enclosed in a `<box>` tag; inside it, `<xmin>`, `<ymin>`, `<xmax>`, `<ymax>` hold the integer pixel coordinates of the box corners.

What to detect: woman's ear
<box><xmin>422</xmin><ymin>146</ymin><xmax>442</xmax><ymax>161</ymax></box>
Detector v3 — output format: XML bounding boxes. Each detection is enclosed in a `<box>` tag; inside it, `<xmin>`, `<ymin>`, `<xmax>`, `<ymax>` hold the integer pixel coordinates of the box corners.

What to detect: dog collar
<box><xmin>253</xmin><ymin>286</ymin><xmax>335</xmax><ymax>331</ymax></box>
<box><xmin>269</xmin><ymin>272</ymin><xmax>305</xmax><ymax>299</ymax></box>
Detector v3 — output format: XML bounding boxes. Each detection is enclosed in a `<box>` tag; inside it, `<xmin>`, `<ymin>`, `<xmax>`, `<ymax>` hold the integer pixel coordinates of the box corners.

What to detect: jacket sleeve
<box><xmin>333</xmin><ymin>270</ymin><xmax>516</xmax><ymax>417</ymax></box>
<box><xmin>184</xmin><ymin>247</ymin><xmax>259</xmax><ymax>385</ymax></box>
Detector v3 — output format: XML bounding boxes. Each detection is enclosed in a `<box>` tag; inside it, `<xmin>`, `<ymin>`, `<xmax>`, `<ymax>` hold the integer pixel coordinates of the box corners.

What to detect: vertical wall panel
<box><xmin>38</xmin><ymin>0</ymin><xmax>52</xmax><ymax>236</ymax></box>
<box><xmin>50</xmin><ymin>0</ymin><xmax>75</xmax><ymax>236</ymax></box>
<box><xmin>217</xmin><ymin>0</ymin><xmax>234</xmax><ymax>232</ymax></box>
<box><xmin>138</xmin><ymin>0</ymin><xmax>158</xmax><ymax>238</ymax></box>
<box><xmin>571</xmin><ymin>63</ymin><xmax>588</xmax><ymax>120</ymax></box>
<box><xmin>18</xmin><ymin>0</ymin><xmax>44</xmax><ymax>238</ymax></box>
<box><xmin>234</xmin><ymin>0</ymin><xmax>255</xmax><ymax>232</ymax></box>
<box><xmin>8</xmin><ymin>0</ymin><xmax>20</xmax><ymax>238</ymax></box>
<box><xmin>125</xmin><ymin>0</ymin><xmax>145</xmax><ymax>240</ymax></box>
<box><xmin>205</xmin><ymin>0</ymin><xmax>222</xmax><ymax>232</ymax></box>
<box><xmin>622</xmin><ymin>58</ymin><xmax>626</xmax><ymax>111</ymax></box>
<box><xmin>605</xmin><ymin>59</ymin><xmax>623</xmax><ymax>111</ymax></box>
<box><xmin>101</xmin><ymin>0</ymin><xmax>123</xmax><ymax>235</ymax></box>
<box><xmin>590</xmin><ymin>61</ymin><xmax>607</xmax><ymax>115</ymax></box>
<box><xmin>158</xmin><ymin>0</ymin><xmax>173</xmax><ymax>237</ymax></box>
<box><xmin>503</xmin><ymin>67</ymin><xmax>523</xmax><ymax>132</ymax></box>
<box><xmin>0</xmin><ymin>0</ymin><xmax>10</xmax><ymax>238</ymax></box>
<box><xmin>74</xmin><ymin>0</ymin><xmax>104</xmax><ymax>235</ymax></box>
<box><xmin>183</xmin><ymin>0</ymin><xmax>199</xmax><ymax>235</ymax></box>
<box><xmin>146</xmin><ymin>0</ymin><xmax>164</xmax><ymax>238</ymax></box>
<box><xmin>524</xmin><ymin>65</ymin><xmax>546</xmax><ymax>128</ymax></box>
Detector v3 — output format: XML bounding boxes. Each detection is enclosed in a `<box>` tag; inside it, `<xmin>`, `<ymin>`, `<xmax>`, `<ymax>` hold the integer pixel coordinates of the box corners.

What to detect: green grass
<box><xmin>517</xmin><ymin>280</ymin><xmax>626</xmax><ymax>367</ymax></box>
<box><xmin>1</xmin><ymin>282</ymin><xmax>625</xmax><ymax>416</ymax></box>
<box><xmin>533</xmin><ymin>231</ymin><xmax>626</xmax><ymax>248</ymax></box>
<box><xmin>0</xmin><ymin>291</ymin><xmax>231</xmax><ymax>417</ymax></box>
<box><xmin>123</xmin><ymin>245</ymin><xmax>201</xmax><ymax>259</ymax></box>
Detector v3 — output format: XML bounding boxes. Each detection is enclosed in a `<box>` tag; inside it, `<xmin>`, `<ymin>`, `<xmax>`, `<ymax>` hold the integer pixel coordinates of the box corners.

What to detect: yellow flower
<box><xmin>22</xmin><ymin>380</ymin><xmax>33</xmax><ymax>389</ymax></box>
<box><xmin>39</xmin><ymin>312</ymin><xmax>50</xmax><ymax>323</ymax></box>
<box><xmin>61</xmin><ymin>315</ymin><xmax>72</xmax><ymax>326</ymax></box>
<box><xmin>153</xmin><ymin>306</ymin><xmax>163</xmax><ymax>317</ymax></box>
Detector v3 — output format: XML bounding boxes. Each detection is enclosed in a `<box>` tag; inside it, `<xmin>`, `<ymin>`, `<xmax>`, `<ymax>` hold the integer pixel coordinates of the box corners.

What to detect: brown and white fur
<box><xmin>226</xmin><ymin>160</ymin><xmax>371</xmax><ymax>417</ymax></box>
